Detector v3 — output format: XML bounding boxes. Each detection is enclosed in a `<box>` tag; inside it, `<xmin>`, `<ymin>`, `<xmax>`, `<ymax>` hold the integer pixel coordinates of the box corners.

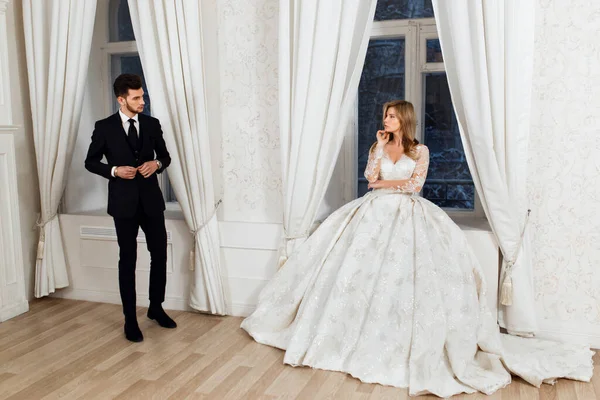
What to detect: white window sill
<box><xmin>64</xmin><ymin>204</ymin><xmax>185</xmax><ymax>221</ymax></box>
<box><xmin>450</xmin><ymin>214</ymin><xmax>492</xmax><ymax>233</ymax></box>
<box><xmin>63</xmin><ymin>206</ymin><xmax>489</xmax><ymax>235</ymax></box>
<box><xmin>164</xmin><ymin>202</ymin><xmax>184</xmax><ymax>220</ymax></box>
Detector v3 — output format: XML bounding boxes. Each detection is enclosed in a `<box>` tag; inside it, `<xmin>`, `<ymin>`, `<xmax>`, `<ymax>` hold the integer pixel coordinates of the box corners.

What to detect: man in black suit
<box><xmin>85</xmin><ymin>74</ymin><xmax>177</xmax><ymax>342</ymax></box>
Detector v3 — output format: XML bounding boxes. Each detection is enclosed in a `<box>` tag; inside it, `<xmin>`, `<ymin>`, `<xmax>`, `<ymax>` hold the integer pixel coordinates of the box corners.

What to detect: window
<box><xmin>104</xmin><ymin>0</ymin><xmax>177</xmax><ymax>204</ymax></box>
<box><xmin>356</xmin><ymin>0</ymin><xmax>478</xmax><ymax>213</ymax></box>
<box><xmin>374</xmin><ymin>0</ymin><xmax>434</xmax><ymax>20</ymax></box>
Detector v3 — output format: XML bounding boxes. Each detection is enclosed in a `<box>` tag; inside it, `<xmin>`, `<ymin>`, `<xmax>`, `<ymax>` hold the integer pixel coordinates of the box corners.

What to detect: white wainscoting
<box><xmin>56</xmin><ymin>213</ymin><xmax>192</xmax><ymax>311</ymax></box>
<box><xmin>54</xmin><ymin>212</ymin><xmax>499</xmax><ymax>319</ymax></box>
<box><xmin>55</xmin><ymin>213</ymin><xmax>283</xmax><ymax>316</ymax></box>
<box><xmin>219</xmin><ymin>220</ymin><xmax>282</xmax><ymax>317</ymax></box>
<box><xmin>0</xmin><ymin>129</ymin><xmax>29</xmax><ymax>321</ymax></box>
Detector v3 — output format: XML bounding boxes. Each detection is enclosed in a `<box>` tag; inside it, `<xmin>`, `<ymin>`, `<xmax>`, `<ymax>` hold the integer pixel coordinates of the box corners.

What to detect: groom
<box><xmin>85</xmin><ymin>73</ymin><xmax>177</xmax><ymax>342</ymax></box>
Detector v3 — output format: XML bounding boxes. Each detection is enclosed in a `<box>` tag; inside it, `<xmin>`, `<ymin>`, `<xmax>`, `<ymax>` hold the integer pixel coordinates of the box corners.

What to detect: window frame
<box><xmin>346</xmin><ymin>17</ymin><xmax>484</xmax><ymax>218</ymax></box>
<box><xmin>99</xmin><ymin>0</ymin><xmax>179</xmax><ymax>209</ymax></box>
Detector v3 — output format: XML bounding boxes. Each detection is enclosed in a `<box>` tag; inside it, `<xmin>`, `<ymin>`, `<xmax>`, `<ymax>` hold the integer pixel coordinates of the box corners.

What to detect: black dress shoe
<box><xmin>124</xmin><ymin>320</ymin><xmax>144</xmax><ymax>342</ymax></box>
<box><xmin>147</xmin><ymin>306</ymin><xmax>177</xmax><ymax>329</ymax></box>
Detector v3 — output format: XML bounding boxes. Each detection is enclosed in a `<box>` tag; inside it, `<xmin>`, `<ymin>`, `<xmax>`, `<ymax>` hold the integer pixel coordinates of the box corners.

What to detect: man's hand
<box><xmin>116</xmin><ymin>166</ymin><xmax>137</xmax><ymax>180</ymax></box>
<box><xmin>138</xmin><ymin>161</ymin><xmax>159</xmax><ymax>178</ymax></box>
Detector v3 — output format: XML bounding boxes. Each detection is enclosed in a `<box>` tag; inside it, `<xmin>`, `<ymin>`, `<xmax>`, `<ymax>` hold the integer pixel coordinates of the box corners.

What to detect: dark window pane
<box><xmin>375</xmin><ymin>0</ymin><xmax>434</xmax><ymax>21</ymax></box>
<box><xmin>109</xmin><ymin>0</ymin><xmax>135</xmax><ymax>42</ymax></box>
<box><xmin>110</xmin><ymin>54</ymin><xmax>151</xmax><ymax>115</ymax></box>
<box><xmin>357</xmin><ymin>180</ymin><xmax>370</xmax><ymax>199</ymax></box>
<box><xmin>164</xmin><ymin>171</ymin><xmax>178</xmax><ymax>203</ymax></box>
<box><xmin>422</xmin><ymin>72</ymin><xmax>474</xmax><ymax>210</ymax></box>
<box><xmin>357</xmin><ymin>39</ymin><xmax>405</xmax><ymax>197</ymax></box>
<box><xmin>426</xmin><ymin>39</ymin><xmax>443</xmax><ymax>62</ymax></box>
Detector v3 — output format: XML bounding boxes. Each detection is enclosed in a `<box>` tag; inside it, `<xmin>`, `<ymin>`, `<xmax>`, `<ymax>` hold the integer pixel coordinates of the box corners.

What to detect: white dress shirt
<box><xmin>119</xmin><ymin>109</ymin><xmax>139</xmax><ymax>136</ymax></box>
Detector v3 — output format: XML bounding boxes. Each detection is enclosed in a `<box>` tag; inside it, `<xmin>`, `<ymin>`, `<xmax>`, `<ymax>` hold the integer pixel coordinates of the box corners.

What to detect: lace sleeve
<box><xmin>364</xmin><ymin>144</ymin><xmax>385</xmax><ymax>183</ymax></box>
<box><xmin>395</xmin><ymin>145</ymin><xmax>429</xmax><ymax>193</ymax></box>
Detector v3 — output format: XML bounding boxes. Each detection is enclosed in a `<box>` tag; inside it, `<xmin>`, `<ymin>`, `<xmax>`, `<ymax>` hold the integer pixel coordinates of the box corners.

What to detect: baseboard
<box><xmin>0</xmin><ymin>300</ymin><xmax>29</xmax><ymax>322</ymax></box>
<box><xmin>229</xmin><ymin>302</ymin><xmax>256</xmax><ymax>317</ymax></box>
<box><xmin>51</xmin><ymin>288</ymin><xmax>192</xmax><ymax>312</ymax></box>
<box><xmin>50</xmin><ymin>287</ymin><xmax>260</xmax><ymax>318</ymax></box>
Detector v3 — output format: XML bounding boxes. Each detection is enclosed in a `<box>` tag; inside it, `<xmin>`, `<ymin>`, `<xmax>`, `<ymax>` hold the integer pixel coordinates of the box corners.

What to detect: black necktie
<box><xmin>127</xmin><ymin>118</ymin><xmax>138</xmax><ymax>149</ymax></box>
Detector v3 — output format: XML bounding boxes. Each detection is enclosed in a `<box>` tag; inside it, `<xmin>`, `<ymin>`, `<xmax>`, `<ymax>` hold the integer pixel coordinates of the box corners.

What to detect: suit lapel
<box><xmin>137</xmin><ymin>114</ymin><xmax>146</xmax><ymax>151</ymax></box>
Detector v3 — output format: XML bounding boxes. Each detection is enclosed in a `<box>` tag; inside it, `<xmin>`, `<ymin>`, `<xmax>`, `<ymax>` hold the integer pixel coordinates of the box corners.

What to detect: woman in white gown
<box><xmin>241</xmin><ymin>100</ymin><xmax>594</xmax><ymax>397</ymax></box>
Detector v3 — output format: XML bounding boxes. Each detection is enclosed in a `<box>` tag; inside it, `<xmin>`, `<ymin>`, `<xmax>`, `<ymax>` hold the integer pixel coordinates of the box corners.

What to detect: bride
<box><xmin>241</xmin><ymin>100</ymin><xmax>594</xmax><ymax>397</ymax></box>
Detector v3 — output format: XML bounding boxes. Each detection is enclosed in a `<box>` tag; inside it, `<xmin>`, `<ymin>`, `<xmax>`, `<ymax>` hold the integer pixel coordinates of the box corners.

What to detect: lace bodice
<box><xmin>364</xmin><ymin>144</ymin><xmax>430</xmax><ymax>192</ymax></box>
<box><xmin>380</xmin><ymin>154</ymin><xmax>417</xmax><ymax>180</ymax></box>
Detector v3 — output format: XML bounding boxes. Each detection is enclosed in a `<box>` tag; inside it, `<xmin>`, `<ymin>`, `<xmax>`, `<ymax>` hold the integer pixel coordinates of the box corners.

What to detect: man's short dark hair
<box><xmin>113</xmin><ymin>74</ymin><xmax>143</xmax><ymax>98</ymax></box>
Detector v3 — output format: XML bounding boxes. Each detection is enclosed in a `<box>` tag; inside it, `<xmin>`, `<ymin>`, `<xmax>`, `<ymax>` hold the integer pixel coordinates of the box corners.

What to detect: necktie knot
<box><xmin>128</xmin><ymin>118</ymin><xmax>136</xmax><ymax>125</ymax></box>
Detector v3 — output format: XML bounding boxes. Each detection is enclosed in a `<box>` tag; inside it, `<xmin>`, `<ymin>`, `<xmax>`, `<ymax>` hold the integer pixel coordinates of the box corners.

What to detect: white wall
<box><xmin>217</xmin><ymin>0</ymin><xmax>282</xmax><ymax>224</ymax></box>
<box><xmin>528</xmin><ymin>1</ymin><xmax>600</xmax><ymax>347</ymax></box>
<box><xmin>3</xmin><ymin>0</ymin><xmax>41</xmax><ymax>300</ymax></box>
<box><xmin>214</xmin><ymin>0</ymin><xmax>284</xmax><ymax>312</ymax></box>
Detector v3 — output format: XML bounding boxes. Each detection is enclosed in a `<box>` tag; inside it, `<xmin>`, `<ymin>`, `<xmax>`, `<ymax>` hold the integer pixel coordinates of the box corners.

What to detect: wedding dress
<box><xmin>241</xmin><ymin>144</ymin><xmax>594</xmax><ymax>397</ymax></box>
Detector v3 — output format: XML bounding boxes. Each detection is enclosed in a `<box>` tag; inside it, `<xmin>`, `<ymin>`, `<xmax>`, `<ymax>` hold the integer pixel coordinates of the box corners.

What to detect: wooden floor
<box><xmin>0</xmin><ymin>299</ymin><xmax>598</xmax><ymax>400</ymax></box>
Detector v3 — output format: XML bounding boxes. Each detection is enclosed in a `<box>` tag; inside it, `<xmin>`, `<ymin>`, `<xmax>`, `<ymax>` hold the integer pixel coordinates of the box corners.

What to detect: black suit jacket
<box><xmin>85</xmin><ymin>112</ymin><xmax>171</xmax><ymax>218</ymax></box>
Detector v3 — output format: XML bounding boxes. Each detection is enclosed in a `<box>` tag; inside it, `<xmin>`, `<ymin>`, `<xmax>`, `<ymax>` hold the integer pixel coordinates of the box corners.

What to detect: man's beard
<box><xmin>124</xmin><ymin>101</ymin><xmax>142</xmax><ymax>114</ymax></box>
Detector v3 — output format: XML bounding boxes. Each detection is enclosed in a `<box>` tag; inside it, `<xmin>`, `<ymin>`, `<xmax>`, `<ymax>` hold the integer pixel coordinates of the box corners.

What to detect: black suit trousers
<box><xmin>113</xmin><ymin>205</ymin><xmax>167</xmax><ymax>318</ymax></box>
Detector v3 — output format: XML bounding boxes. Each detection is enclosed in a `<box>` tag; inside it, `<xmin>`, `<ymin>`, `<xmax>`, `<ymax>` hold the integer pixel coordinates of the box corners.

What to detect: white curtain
<box><xmin>128</xmin><ymin>1</ymin><xmax>225</xmax><ymax>314</ymax></box>
<box><xmin>22</xmin><ymin>0</ymin><xmax>97</xmax><ymax>297</ymax></box>
<box><xmin>278</xmin><ymin>0</ymin><xmax>377</xmax><ymax>264</ymax></box>
<box><xmin>432</xmin><ymin>0</ymin><xmax>537</xmax><ymax>335</ymax></box>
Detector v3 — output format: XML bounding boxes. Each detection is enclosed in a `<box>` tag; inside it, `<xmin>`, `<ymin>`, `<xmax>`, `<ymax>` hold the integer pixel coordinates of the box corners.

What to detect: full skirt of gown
<box><xmin>240</xmin><ymin>189</ymin><xmax>594</xmax><ymax>397</ymax></box>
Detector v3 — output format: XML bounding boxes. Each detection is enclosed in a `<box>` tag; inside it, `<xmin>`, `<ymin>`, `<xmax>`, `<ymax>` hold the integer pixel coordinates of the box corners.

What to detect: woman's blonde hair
<box><xmin>370</xmin><ymin>100</ymin><xmax>419</xmax><ymax>159</ymax></box>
